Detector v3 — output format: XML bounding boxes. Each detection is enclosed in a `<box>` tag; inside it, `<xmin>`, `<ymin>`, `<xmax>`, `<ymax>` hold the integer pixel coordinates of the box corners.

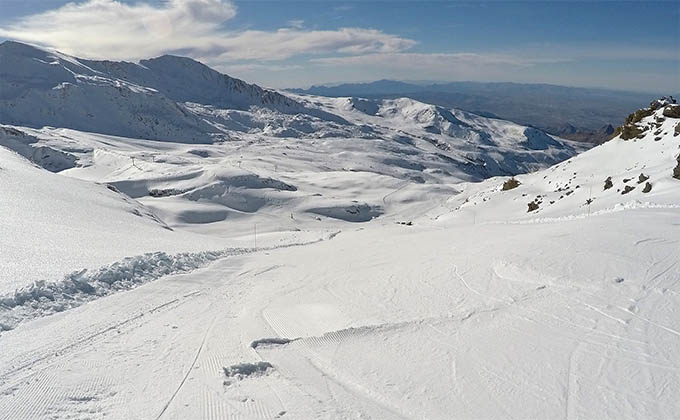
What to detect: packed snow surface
<box><xmin>1</xmin><ymin>41</ymin><xmax>679</xmax><ymax>419</ymax></box>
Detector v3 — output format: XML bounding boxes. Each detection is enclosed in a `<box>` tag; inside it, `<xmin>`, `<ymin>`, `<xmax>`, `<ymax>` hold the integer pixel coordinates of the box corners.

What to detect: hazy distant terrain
<box><xmin>291</xmin><ymin>81</ymin><xmax>660</xmax><ymax>143</ymax></box>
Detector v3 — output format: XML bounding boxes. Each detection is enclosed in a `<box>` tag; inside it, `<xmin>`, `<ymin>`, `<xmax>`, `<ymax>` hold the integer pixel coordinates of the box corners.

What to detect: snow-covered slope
<box><xmin>0</xmin><ymin>41</ymin><xmax>586</xmax><ymax>290</ymax></box>
<box><xmin>81</xmin><ymin>54</ymin><xmax>300</xmax><ymax>111</ymax></box>
<box><xmin>0</xmin><ymin>139</ymin><xmax>227</xmax><ymax>294</ymax></box>
<box><xmin>4</xmin><ymin>41</ymin><xmax>680</xmax><ymax>420</ymax></box>
<box><xmin>1</xmin><ymin>99</ymin><xmax>678</xmax><ymax>418</ymax></box>
<box><xmin>440</xmin><ymin>98</ymin><xmax>680</xmax><ymax>223</ymax></box>
<box><xmin>0</xmin><ymin>41</ymin><xmax>217</xmax><ymax>143</ymax></box>
<box><xmin>304</xmin><ymin>95</ymin><xmax>585</xmax><ymax>177</ymax></box>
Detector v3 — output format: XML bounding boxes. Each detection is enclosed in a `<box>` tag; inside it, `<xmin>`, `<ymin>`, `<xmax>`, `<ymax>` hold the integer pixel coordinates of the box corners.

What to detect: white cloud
<box><xmin>0</xmin><ymin>0</ymin><xmax>415</xmax><ymax>62</ymax></box>
<box><xmin>209</xmin><ymin>28</ymin><xmax>416</xmax><ymax>61</ymax></box>
<box><xmin>0</xmin><ymin>0</ymin><xmax>236</xmax><ymax>59</ymax></box>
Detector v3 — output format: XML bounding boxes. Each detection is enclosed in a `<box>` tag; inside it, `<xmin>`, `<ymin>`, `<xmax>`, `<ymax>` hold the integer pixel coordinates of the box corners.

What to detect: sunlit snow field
<box><xmin>1</xmin><ymin>41</ymin><xmax>679</xmax><ymax>419</ymax></box>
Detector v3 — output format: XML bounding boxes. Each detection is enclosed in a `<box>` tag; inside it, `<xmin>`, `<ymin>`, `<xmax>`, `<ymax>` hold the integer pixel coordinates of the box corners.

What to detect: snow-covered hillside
<box><xmin>0</xmin><ymin>135</ymin><xmax>210</xmax><ymax>293</ymax></box>
<box><xmin>0</xmin><ymin>42</ymin><xmax>586</xmax><ymax>331</ymax></box>
<box><xmin>1</xmin><ymin>40</ymin><xmax>679</xmax><ymax>420</ymax></box>
<box><xmin>441</xmin><ymin>98</ymin><xmax>680</xmax><ymax>223</ymax></box>
<box><xmin>0</xmin><ymin>41</ymin><xmax>218</xmax><ymax>143</ymax></box>
<box><xmin>0</xmin><ymin>41</ymin><xmax>583</xmax><ymax>177</ymax></box>
<box><xmin>0</xmin><ymin>41</ymin><xmax>586</xmax><ymax>283</ymax></box>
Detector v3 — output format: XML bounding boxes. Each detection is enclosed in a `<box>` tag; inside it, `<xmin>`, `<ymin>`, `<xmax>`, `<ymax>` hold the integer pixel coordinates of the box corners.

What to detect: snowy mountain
<box><xmin>0</xmin><ymin>40</ymin><xmax>590</xmax><ymax>306</ymax></box>
<box><xmin>0</xmin><ymin>41</ymin><xmax>583</xmax><ymax>178</ymax></box>
<box><xmin>3</xmin><ymin>41</ymin><xmax>679</xmax><ymax>420</ymax></box>
<box><xmin>82</xmin><ymin>54</ymin><xmax>300</xmax><ymax>111</ymax></box>
<box><xmin>301</xmin><ymin>95</ymin><xmax>585</xmax><ymax>178</ymax></box>
<box><xmin>0</xmin><ymin>41</ymin><xmax>218</xmax><ymax>143</ymax></box>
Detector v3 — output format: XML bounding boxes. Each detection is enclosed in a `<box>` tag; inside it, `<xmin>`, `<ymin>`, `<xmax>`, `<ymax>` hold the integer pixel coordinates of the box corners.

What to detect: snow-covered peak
<box><xmin>0</xmin><ymin>41</ymin><xmax>94</xmax><ymax>98</ymax></box>
<box><xmin>0</xmin><ymin>40</ymin><xmax>71</xmax><ymax>61</ymax></box>
<box><xmin>81</xmin><ymin>53</ymin><xmax>300</xmax><ymax>111</ymax></box>
<box><xmin>314</xmin><ymin>94</ymin><xmax>585</xmax><ymax>176</ymax></box>
<box><xmin>0</xmin><ymin>41</ymin><xmax>301</xmax><ymax>111</ymax></box>
<box><xmin>0</xmin><ymin>40</ymin><xmax>50</xmax><ymax>59</ymax></box>
<box><xmin>378</xmin><ymin>98</ymin><xmax>468</xmax><ymax>133</ymax></box>
<box><xmin>0</xmin><ymin>42</ymin><xmax>224</xmax><ymax>142</ymax></box>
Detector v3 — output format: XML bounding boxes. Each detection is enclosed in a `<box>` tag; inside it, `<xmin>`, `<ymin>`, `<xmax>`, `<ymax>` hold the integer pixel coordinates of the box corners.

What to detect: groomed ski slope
<box><xmin>0</xmin><ymin>102</ymin><xmax>679</xmax><ymax>419</ymax></box>
<box><xmin>0</xmin><ymin>202</ymin><xmax>678</xmax><ymax>419</ymax></box>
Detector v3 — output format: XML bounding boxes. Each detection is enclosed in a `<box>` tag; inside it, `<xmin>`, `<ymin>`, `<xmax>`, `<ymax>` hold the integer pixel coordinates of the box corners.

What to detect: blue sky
<box><xmin>0</xmin><ymin>0</ymin><xmax>678</xmax><ymax>92</ymax></box>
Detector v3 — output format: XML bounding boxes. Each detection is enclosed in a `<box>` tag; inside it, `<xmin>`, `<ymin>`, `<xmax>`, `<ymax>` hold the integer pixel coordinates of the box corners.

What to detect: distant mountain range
<box><xmin>290</xmin><ymin>80</ymin><xmax>663</xmax><ymax>143</ymax></box>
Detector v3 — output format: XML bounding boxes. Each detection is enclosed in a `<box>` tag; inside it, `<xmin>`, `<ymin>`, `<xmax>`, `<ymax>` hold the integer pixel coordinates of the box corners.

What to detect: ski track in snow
<box><xmin>154</xmin><ymin>313</ymin><xmax>217</xmax><ymax>420</ymax></box>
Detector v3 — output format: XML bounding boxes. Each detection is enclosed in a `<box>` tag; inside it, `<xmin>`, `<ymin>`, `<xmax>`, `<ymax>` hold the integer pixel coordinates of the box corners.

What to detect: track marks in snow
<box><xmin>257</xmin><ymin>340</ymin><xmax>413</xmax><ymax>419</ymax></box>
<box><xmin>456</xmin><ymin>258</ymin><xmax>680</xmax><ymax>417</ymax></box>
<box><xmin>485</xmin><ymin>202</ymin><xmax>680</xmax><ymax>225</ymax></box>
<box><xmin>623</xmin><ymin>308</ymin><xmax>680</xmax><ymax>338</ymax></box>
<box><xmin>199</xmin><ymin>387</ymin><xmax>238</xmax><ymax>420</ymax></box>
<box><xmin>155</xmin><ymin>314</ymin><xmax>218</xmax><ymax>420</ymax></box>
<box><xmin>254</xmin><ymin>313</ymin><xmax>520</xmax><ymax>418</ymax></box>
<box><xmin>0</xmin><ymin>296</ymin><xmax>184</xmax><ymax>388</ymax></box>
<box><xmin>256</xmin><ymin>307</ymin><xmax>420</xmax><ymax>418</ymax></box>
<box><xmin>565</xmin><ymin>342</ymin><xmax>583</xmax><ymax>420</ymax></box>
<box><xmin>1</xmin><ymin>362</ymin><xmax>116</xmax><ymax>420</ymax></box>
<box><xmin>0</xmin><ymin>232</ymin><xmax>342</xmax><ymax>419</ymax></box>
<box><xmin>0</xmin><ymin>284</ymin><xmax>216</xmax><ymax>420</ymax></box>
<box><xmin>634</xmin><ymin>237</ymin><xmax>668</xmax><ymax>246</ymax></box>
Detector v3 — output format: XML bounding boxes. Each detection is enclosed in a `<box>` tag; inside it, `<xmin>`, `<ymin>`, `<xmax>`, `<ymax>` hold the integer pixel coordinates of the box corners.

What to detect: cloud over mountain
<box><xmin>0</xmin><ymin>0</ymin><xmax>415</xmax><ymax>62</ymax></box>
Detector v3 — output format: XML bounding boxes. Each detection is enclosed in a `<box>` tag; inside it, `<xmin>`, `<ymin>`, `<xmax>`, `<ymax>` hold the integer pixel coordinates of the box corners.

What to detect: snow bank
<box><xmin>0</xmin><ymin>230</ymin><xmax>338</xmax><ymax>332</ymax></box>
<box><xmin>0</xmin><ymin>249</ymin><xmax>247</xmax><ymax>332</ymax></box>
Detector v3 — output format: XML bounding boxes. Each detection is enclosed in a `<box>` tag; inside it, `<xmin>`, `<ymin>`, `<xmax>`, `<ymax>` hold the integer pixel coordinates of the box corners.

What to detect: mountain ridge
<box><xmin>290</xmin><ymin>79</ymin><xmax>662</xmax><ymax>143</ymax></box>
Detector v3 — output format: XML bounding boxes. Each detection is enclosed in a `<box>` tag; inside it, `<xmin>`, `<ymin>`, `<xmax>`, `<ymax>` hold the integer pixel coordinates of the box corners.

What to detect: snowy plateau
<box><xmin>0</xmin><ymin>40</ymin><xmax>679</xmax><ymax>419</ymax></box>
